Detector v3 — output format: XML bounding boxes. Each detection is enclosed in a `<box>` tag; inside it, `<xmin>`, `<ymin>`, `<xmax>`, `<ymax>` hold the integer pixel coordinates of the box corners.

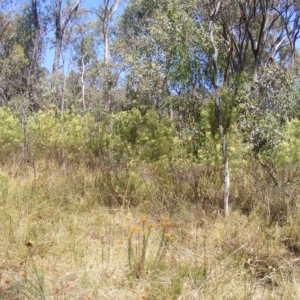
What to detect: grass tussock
<box><xmin>1</xmin><ymin>159</ymin><xmax>300</xmax><ymax>299</ymax></box>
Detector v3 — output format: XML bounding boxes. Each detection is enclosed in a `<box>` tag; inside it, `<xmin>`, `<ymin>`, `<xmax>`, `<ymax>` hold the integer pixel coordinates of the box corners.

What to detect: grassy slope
<box><xmin>1</xmin><ymin>162</ymin><xmax>300</xmax><ymax>299</ymax></box>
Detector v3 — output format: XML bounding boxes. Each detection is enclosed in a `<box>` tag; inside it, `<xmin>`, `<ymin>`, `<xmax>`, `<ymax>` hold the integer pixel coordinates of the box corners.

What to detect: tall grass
<box><xmin>0</xmin><ymin>157</ymin><xmax>300</xmax><ymax>299</ymax></box>
<box><xmin>1</xmin><ymin>108</ymin><xmax>300</xmax><ymax>298</ymax></box>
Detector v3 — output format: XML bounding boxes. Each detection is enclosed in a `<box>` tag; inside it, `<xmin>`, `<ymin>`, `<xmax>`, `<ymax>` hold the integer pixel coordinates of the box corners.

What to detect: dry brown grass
<box><xmin>1</xmin><ymin>161</ymin><xmax>300</xmax><ymax>299</ymax></box>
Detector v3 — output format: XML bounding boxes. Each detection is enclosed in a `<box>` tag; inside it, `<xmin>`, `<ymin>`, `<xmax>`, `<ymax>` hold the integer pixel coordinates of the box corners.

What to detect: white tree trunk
<box><xmin>209</xmin><ymin>0</ymin><xmax>230</xmax><ymax>217</ymax></box>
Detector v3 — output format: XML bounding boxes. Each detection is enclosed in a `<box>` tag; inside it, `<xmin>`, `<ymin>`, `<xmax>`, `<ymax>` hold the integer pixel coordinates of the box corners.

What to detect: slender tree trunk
<box><xmin>53</xmin><ymin>0</ymin><xmax>62</xmax><ymax>74</ymax></box>
<box><xmin>60</xmin><ymin>70</ymin><xmax>67</xmax><ymax>170</ymax></box>
<box><xmin>209</xmin><ymin>0</ymin><xmax>230</xmax><ymax>217</ymax></box>
<box><xmin>27</xmin><ymin>0</ymin><xmax>41</xmax><ymax>110</ymax></box>
<box><xmin>52</xmin><ymin>0</ymin><xmax>80</xmax><ymax>74</ymax></box>
<box><xmin>103</xmin><ymin>29</ymin><xmax>111</xmax><ymax>111</ymax></box>
<box><xmin>253</xmin><ymin>58</ymin><xmax>259</xmax><ymax>83</ymax></box>
<box><xmin>31</xmin><ymin>0</ymin><xmax>40</xmax><ymax>77</ymax></box>
<box><xmin>96</xmin><ymin>0</ymin><xmax>120</xmax><ymax>112</ymax></box>
<box><xmin>104</xmin><ymin>29</ymin><xmax>109</xmax><ymax>65</ymax></box>
<box><xmin>81</xmin><ymin>55</ymin><xmax>86</xmax><ymax>111</ymax></box>
<box><xmin>53</xmin><ymin>35</ymin><xmax>63</xmax><ymax>74</ymax></box>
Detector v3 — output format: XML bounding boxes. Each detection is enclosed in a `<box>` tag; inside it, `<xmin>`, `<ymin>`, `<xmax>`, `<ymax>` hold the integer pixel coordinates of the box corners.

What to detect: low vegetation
<box><xmin>1</xmin><ymin>108</ymin><xmax>300</xmax><ymax>299</ymax></box>
<box><xmin>1</xmin><ymin>0</ymin><xmax>300</xmax><ymax>298</ymax></box>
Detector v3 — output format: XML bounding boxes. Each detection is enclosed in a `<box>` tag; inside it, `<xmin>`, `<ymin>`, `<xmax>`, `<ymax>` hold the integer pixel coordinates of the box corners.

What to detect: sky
<box><xmin>42</xmin><ymin>0</ymin><xmax>127</xmax><ymax>72</ymax></box>
<box><xmin>41</xmin><ymin>0</ymin><xmax>300</xmax><ymax>74</ymax></box>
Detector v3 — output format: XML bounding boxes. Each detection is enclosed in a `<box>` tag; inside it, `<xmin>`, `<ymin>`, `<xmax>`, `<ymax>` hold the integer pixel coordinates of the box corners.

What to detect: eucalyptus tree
<box><xmin>52</xmin><ymin>0</ymin><xmax>81</xmax><ymax>74</ymax></box>
<box><xmin>117</xmin><ymin>0</ymin><xmax>233</xmax><ymax>214</ymax></box>
<box><xmin>117</xmin><ymin>0</ymin><xmax>210</xmax><ymax>120</ymax></box>
<box><xmin>93</xmin><ymin>0</ymin><xmax>121</xmax><ymax>112</ymax></box>
<box><xmin>214</xmin><ymin>0</ymin><xmax>300</xmax><ymax>84</ymax></box>
<box><xmin>0</xmin><ymin>1</ymin><xmax>46</xmax><ymax>110</ymax></box>
<box><xmin>209</xmin><ymin>0</ymin><xmax>300</xmax><ymax>210</ymax></box>
<box><xmin>66</xmin><ymin>20</ymin><xmax>99</xmax><ymax>111</ymax></box>
<box><xmin>206</xmin><ymin>0</ymin><xmax>230</xmax><ymax>216</ymax></box>
<box><xmin>0</xmin><ymin>1</ymin><xmax>48</xmax><ymax>170</ymax></box>
<box><xmin>24</xmin><ymin>0</ymin><xmax>44</xmax><ymax>110</ymax></box>
<box><xmin>94</xmin><ymin>0</ymin><xmax>120</xmax><ymax>65</ymax></box>
<box><xmin>0</xmin><ymin>12</ymin><xmax>21</xmax><ymax>105</ymax></box>
<box><xmin>217</xmin><ymin>0</ymin><xmax>300</xmax><ymax>151</ymax></box>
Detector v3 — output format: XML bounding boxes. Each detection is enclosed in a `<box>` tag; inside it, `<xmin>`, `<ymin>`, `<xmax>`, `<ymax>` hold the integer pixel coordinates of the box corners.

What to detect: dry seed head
<box><xmin>25</xmin><ymin>241</ymin><xmax>33</xmax><ymax>248</ymax></box>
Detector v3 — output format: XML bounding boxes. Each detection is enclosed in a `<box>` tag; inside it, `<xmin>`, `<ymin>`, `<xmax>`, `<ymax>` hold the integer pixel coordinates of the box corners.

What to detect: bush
<box><xmin>112</xmin><ymin>108</ymin><xmax>178</xmax><ymax>162</ymax></box>
<box><xmin>27</xmin><ymin>110</ymin><xmax>91</xmax><ymax>161</ymax></box>
<box><xmin>0</xmin><ymin>108</ymin><xmax>22</xmax><ymax>161</ymax></box>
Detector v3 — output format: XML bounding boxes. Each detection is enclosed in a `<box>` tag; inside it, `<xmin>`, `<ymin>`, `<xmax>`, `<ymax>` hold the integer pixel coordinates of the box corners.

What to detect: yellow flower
<box><xmin>165</xmin><ymin>233</ymin><xmax>174</xmax><ymax>241</ymax></box>
<box><xmin>162</xmin><ymin>218</ymin><xmax>170</xmax><ymax>228</ymax></box>
<box><xmin>141</xmin><ymin>215</ymin><xmax>147</xmax><ymax>223</ymax></box>
<box><xmin>130</xmin><ymin>227</ymin><xmax>139</xmax><ymax>234</ymax></box>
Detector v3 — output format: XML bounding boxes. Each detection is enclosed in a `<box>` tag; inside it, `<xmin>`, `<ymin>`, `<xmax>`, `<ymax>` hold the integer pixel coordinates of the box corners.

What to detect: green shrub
<box><xmin>112</xmin><ymin>108</ymin><xmax>178</xmax><ymax>162</ymax></box>
<box><xmin>273</xmin><ymin>118</ymin><xmax>300</xmax><ymax>164</ymax></box>
<box><xmin>0</xmin><ymin>108</ymin><xmax>23</xmax><ymax>160</ymax></box>
<box><xmin>27</xmin><ymin>110</ymin><xmax>91</xmax><ymax>161</ymax></box>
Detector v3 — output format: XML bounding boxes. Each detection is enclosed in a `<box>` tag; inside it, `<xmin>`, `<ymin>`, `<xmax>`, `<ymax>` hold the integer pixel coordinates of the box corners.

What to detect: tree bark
<box><xmin>209</xmin><ymin>0</ymin><xmax>230</xmax><ymax>217</ymax></box>
<box><xmin>26</xmin><ymin>0</ymin><xmax>41</xmax><ymax>110</ymax></box>
<box><xmin>52</xmin><ymin>0</ymin><xmax>81</xmax><ymax>74</ymax></box>
<box><xmin>95</xmin><ymin>0</ymin><xmax>120</xmax><ymax>112</ymax></box>
<box><xmin>81</xmin><ymin>54</ymin><xmax>86</xmax><ymax>111</ymax></box>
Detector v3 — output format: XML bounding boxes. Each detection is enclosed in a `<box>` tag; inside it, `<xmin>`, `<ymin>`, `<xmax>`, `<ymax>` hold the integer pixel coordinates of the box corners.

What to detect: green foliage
<box><xmin>181</xmin><ymin>94</ymin><xmax>245</xmax><ymax>170</ymax></box>
<box><xmin>117</xmin><ymin>0</ymin><xmax>210</xmax><ymax>107</ymax></box>
<box><xmin>0</xmin><ymin>107</ymin><xmax>177</xmax><ymax>167</ymax></box>
<box><xmin>273</xmin><ymin>119</ymin><xmax>300</xmax><ymax>164</ymax></box>
<box><xmin>0</xmin><ymin>43</ymin><xmax>29</xmax><ymax>98</ymax></box>
<box><xmin>0</xmin><ymin>108</ymin><xmax>22</xmax><ymax>159</ymax></box>
<box><xmin>112</xmin><ymin>108</ymin><xmax>177</xmax><ymax>162</ymax></box>
<box><xmin>237</xmin><ymin>65</ymin><xmax>296</xmax><ymax>156</ymax></box>
<box><xmin>196</xmin><ymin>93</ymin><xmax>236</xmax><ymax>139</ymax></box>
<box><xmin>0</xmin><ymin>167</ymin><xmax>9</xmax><ymax>203</ymax></box>
<box><xmin>27</xmin><ymin>110</ymin><xmax>92</xmax><ymax>161</ymax></box>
